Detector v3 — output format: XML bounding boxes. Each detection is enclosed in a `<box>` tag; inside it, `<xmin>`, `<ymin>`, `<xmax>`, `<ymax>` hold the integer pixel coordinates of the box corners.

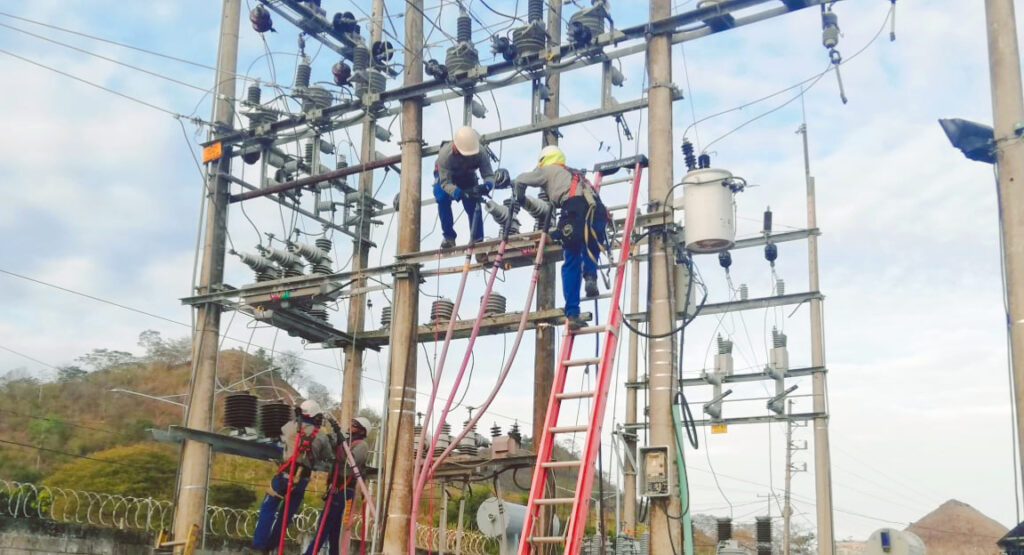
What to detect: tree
<box><xmin>75</xmin><ymin>348</ymin><xmax>136</xmax><ymax>371</ymax></box>
<box><xmin>43</xmin><ymin>443</ymin><xmax>177</xmax><ymax>499</ymax></box>
<box><xmin>305</xmin><ymin>382</ymin><xmax>338</xmax><ymax>412</ymax></box>
<box><xmin>56</xmin><ymin>365</ymin><xmax>87</xmax><ymax>382</ymax></box>
<box><xmin>137</xmin><ymin>330</ymin><xmax>191</xmax><ymax>367</ymax></box>
<box><xmin>209</xmin><ymin>482</ymin><xmax>256</xmax><ymax>509</ymax></box>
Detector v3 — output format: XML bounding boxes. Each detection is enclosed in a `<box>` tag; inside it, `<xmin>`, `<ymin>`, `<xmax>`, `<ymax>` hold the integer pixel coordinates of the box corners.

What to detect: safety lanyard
<box><xmin>277</xmin><ymin>425</ymin><xmax>320</xmax><ymax>474</ymax></box>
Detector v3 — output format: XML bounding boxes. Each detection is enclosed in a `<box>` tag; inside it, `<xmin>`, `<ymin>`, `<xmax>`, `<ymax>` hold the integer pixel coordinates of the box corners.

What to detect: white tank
<box><xmin>863</xmin><ymin>528</ymin><xmax>926</xmax><ymax>555</ymax></box>
<box><xmin>678</xmin><ymin>168</ymin><xmax>737</xmax><ymax>253</ymax></box>
<box><xmin>476</xmin><ymin>497</ymin><xmax>560</xmax><ymax>545</ymax></box>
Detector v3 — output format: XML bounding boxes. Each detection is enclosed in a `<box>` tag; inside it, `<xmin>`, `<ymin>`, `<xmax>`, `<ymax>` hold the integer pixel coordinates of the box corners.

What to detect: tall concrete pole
<box><xmin>799</xmin><ymin>119</ymin><xmax>834</xmax><ymax>553</ymax></box>
<box><xmin>646</xmin><ymin>0</ymin><xmax>681</xmax><ymax>551</ymax></box>
<box><xmin>533</xmin><ymin>0</ymin><xmax>560</xmax><ymax>458</ymax></box>
<box><xmin>783</xmin><ymin>400</ymin><xmax>795</xmax><ymax>555</ymax></box>
<box><xmin>380</xmin><ymin>0</ymin><xmax>423</xmax><ymax>552</ymax></box>
<box><xmin>172</xmin><ymin>0</ymin><xmax>239</xmax><ymax>544</ymax></box>
<box><xmin>622</xmin><ymin>253</ymin><xmax>640</xmax><ymax>536</ymax></box>
<box><xmin>986</xmin><ymin>0</ymin><xmax>1024</xmax><ymax>507</ymax></box>
<box><xmin>341</xmin><ymin>0</ymin><xmax>384</xmax><ymax>430</ymax></box>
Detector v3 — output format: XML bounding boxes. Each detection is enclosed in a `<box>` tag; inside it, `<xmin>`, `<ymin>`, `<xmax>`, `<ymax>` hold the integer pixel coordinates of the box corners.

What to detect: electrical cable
<box><xmin>0</xmin><ymin>48</ymin><xmax>204</xmax><ymax>123</ymax></box>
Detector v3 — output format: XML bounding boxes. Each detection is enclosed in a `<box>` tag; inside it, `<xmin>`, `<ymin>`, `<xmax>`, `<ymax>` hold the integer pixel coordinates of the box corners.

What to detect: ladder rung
<box><xmin>563</xmin><ymin>357</ymin><xmax>601</xmax><ymax>367</ymax></box>
<box><xmin>572</xmin><ymin>324</ymin><xmax>615</xmax><ymax>336</ymax></box>
<box><xmin>535</xmin><ymin>497</ymin><xmax>576</xmax><ymax>505</ymax></box>
<box><xmin>541</xmin><ymin>460</ymin><xmax>582</xmax><ymax>469</ymax></box>
<box><xmin>529</xmin><ymin>536</ymin><xmax>566</xmax><ymax>544</ymax></box>
<box><xmin>556</xmin><ymin>390</ymin><xmax>595</xmax><ymax>400</ymax></box>
<box><xmin>585</xmin><ymin>292</ymin><xmax>614</xmax><ymax>300</ymax></box>
<box><xmin>549</xmin><ymin>425</ymin><xmax>589</xmax><ymax>434</ymax></box>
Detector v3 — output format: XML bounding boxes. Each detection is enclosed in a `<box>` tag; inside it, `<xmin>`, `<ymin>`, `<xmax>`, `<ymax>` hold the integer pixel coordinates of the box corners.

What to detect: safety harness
<box><xmin>309</xmin><ymin>434</ymin><xmax>365</xmax><ymax>555</ymax></box>
<box><xmin>559</xmin><ymin>167</ymin><xmax>607</xmax><ymax>264</ymax></box>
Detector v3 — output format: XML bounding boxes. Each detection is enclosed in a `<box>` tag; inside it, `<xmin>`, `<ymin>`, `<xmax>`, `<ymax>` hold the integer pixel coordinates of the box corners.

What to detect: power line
<box><xmin>0</xmin><ymin>48</ymin><xmax>203</xmax><ymax>123</ymax></box>
<box><xmin>0</xmin><ymin>344</ymin><xmax>58</xmax><ymax>371</ymax></box>
<box><xmin>0</xmin><ymin>11</ymin><xmax>218</xmax><ymax>71</ymax></box>
<box><xmin>0</xmin><ymin>22</ymin><xmax>211</xmax><ymax>92</ymax></box>
<box><xmin>0</xmin><ymin>408</ymin><xmax>118</xmax><ymax>436</ymax></box>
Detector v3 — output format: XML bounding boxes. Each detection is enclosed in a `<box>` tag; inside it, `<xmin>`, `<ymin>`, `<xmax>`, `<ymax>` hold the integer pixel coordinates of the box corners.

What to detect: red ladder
<box><xmin>518</xmin><ymin>155</ymin><xmax>647</xmax><ymax>554</ymax></box>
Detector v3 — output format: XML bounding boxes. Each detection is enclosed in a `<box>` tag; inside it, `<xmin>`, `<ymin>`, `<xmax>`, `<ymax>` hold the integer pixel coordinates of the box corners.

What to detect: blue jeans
<box><xmin>304</xmin><ymin>489</ymin><xmax>353</xmax><ymax>555</ymax></box>
<box><xmin>561</xmin><ymin>214</ymin><xmax>607</xmax><ymax>317</ymax></box>
<box><xmin>434</xmin><ymin>182</ymin><xmax>483</xmax><ymax>242</ymax></box>
<box><xmin>252</xmin><ymin>473</ymin><xmax>309</xmax><ymax>550</ymax></box>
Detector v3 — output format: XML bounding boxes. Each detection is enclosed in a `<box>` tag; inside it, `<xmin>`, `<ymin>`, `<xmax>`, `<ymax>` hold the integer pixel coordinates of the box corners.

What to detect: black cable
<box><xmin>663</xmin><ymin>498</ymin><xmax>681</xmax><ymax>555</ymax></box>
<box><xmin>479</xmin><ymin>0</ymin><xmax>523</xmax><ymax>22</ymax></box>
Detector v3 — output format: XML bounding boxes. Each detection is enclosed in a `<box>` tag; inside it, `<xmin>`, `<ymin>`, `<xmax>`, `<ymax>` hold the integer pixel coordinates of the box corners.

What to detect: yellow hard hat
<box><xmin>538</xmin><ymin>145</ymin><xmax>565</xmax><ymax>167</ymax></box>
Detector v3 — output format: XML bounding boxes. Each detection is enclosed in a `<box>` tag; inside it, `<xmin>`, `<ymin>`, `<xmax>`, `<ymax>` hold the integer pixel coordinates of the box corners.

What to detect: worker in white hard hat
<box><xmin>304</xmin><ymin>416</ymin><xmax>371</xmax><ymax>555</ymax></box>
<box><xmin>509</xmin><ymin>145</ymin><xmax>608</xmax><ymax>330</ymax></box>
<box><xmin>253</xmin><ymin>399</ymin><xmax>332</xmax><ymax>552</ymax></box>
<box><xmin>433</xmin><ymin>126</ymin><xmax>496</xmax><ymax>250</ymax></box>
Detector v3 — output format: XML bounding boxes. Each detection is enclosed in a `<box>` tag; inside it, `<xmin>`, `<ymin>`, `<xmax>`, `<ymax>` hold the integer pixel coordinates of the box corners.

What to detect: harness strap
<box><xmin>276</xmin><ymin>425</ymin><xmax>320</xmax><ymax>474</ymax></box>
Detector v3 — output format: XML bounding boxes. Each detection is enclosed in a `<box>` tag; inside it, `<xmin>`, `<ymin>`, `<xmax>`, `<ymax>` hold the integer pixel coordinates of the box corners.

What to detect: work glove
<box><xmin>329</xmin><ymin>417</ymin><xmax>342</xmax><ymax>438</ymax></box>
<box><xmin>451</xmin><ymin>187</ymin><xmax>464</xmax><ymax>201</ymax></box>
<box><xmin>493</xmin><ymin>169</ymin><xmax>510</xmax><ymax>189</ymax></box>
<box><xmin>471</xmin><ymin>183</ymin><xmax>491</xmax><ymax>198</ymax></box>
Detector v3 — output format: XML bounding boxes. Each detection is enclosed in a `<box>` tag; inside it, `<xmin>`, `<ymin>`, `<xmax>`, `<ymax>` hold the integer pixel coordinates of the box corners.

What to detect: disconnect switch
<box><xmin>638</xmin><ymin>446</ymin><xmax>671</xmax><ymax>498</ymax></box>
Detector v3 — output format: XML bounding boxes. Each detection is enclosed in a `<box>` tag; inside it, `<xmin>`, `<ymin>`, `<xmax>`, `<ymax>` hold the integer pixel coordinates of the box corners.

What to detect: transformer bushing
<box><xmin>302</xmin><ymin>86</ymin><xmax>332</xmax><ymax>112</ymax></box>
<box><xmin>511</xmin><ymin>21</ymin><xmax>546</xmax><ymax>63</ymax></box>
<box><xmin>352</xmin><ymin>44</ymin><xmax>370</xmax><ymax>98</ymax></box>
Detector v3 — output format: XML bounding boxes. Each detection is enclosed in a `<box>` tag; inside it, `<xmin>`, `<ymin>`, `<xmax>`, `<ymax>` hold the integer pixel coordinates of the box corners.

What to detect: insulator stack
<box><xmin>490</xmin><ymin>422</ymin><xmax>502</xmax><ymax>438</ymax></box>
<box><xmin>508</xmin><ymin>421</ymin><xmax>522</xmax><ymax>443</ymax></box>
<box><xmin>458</xmin><ymin>420</ymin><xmax>478</xmax><ymax>456</ymax></box>
<box><xmin>682</xmin><ymin>139</ymin><xmax>697</xmax><ymax>171</ymax></box>
<box><xmin>522</xmin><ymin>195</ymin><xmax>552</xmax><ymax>227</ymax></box>
<box><xmin>756</xmin><ymin>516</ymin><xmax>772</xmax><ymax>555</ymax></box>
<box><xmin>717</xmin><ymin>517</ymin><xmax>733</xmax><ymax>542</ymax></box>
<box><xmin>717</xmin><ymin>335</ymin><xmax>733</xmax><ymax>355</ymax></box>
<box><xmin>247</xmin><ymin>84</ymin><xmax>262</xmax><ymax>105</ymax></box>
<box><xmin>528</xmin><ymin>0</ymin><xmax>543</xmax><ymax>22</ymax></box>
<box><xmin>446</xmin><ymin>13</ymin><xmax>479</xmax><ymax>78</ymax></box>
<box><xmin>512</xmin><ymin>21</ymin><xmax>546</xmax><ymax>61</ymax></box>
<box><xmin>235</xmin><ymin>250</ymin><xmax>279</xmax><ymax>282</ymax></box>
<box><xmin>413</xmin><ymin>423</ymin><xmax>422</xmax><ymax>449</ymax></box>
<box><xmin>441</xmin><ymin>421</ymin><xmax>452</xmax><ymax>435</ymax></box>
<box><xmin>295</xmin><ymin>62</ymin><xmax>311</xmax><ymax>89</ymax></box>
<box><xmin>352</xmin><ymin>44</ymin><xmax>370</xmax><ymax>97</ymax></box>
<box><xmin>776</xmin><ymin>278</ymin><xmax>785</xmax><ymax>296</ymax></box>
<box><xmin>773</xmin><ymin>328</ymin><xmax>787</xmax><ymax>348</ymax></box>
<box><xmin>302</xmin><ymin>86</ymin><xmax>332</xmax><ymax>111</ymax></box>
<box><xmin>223</xmin><ymin>392</ymin><xmax>258</xmax><ymax>429</ymax></box>
<box><xmin>258</xmin><ymin>401</ymin><xmax>293</xmax><ymax>439</ymax></box>
<box><xmin>430</xmin><ymin>298</ymin><xmax>456</xmax><ymax>324</ymax></box>
<box><xmin>380</xmin><ymin>305</ymin><xmax>392</xmax><ymax>329</ymax></box>
<box><xmin>305</xmin><ymin>142</ymin><xmax>315</xmax><ymax>167</ymax></box>
<box><xmin>482</xmin><ymin>292</ymin><xmax>507</xmax><ymax>317</ymax></box>
<box><xmin>457</xmin><ymin>13</ymin><xmax>472</xmax><ymax>43</ymax></box>
<box><xmin>739</xmin><ymin>283</ymin><xmax>748</xmax><ymax>300</ymax></box>
<box><xmin>307</xmin><ymin>303</ymin><xmax>328</xmax><ymax>323</ymax></box>
<box><xmin>313</xmin><ymin>238</ymin><xmax>333</xmax><ymax>275</ymax></box>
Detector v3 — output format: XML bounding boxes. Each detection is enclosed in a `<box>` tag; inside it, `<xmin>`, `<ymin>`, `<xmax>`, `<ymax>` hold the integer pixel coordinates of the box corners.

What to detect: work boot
<box><xmin>440</xmin><ymin>237</ymin><xmax>456</xmax><ymax>250</ymax></box>
<box><xmin>584</xmin><ymin>275</ymin><xmax>599</xmax><ymax>298</ymax></box>
<box><xmin>566</xmin><ymin>314</ymin><xmax>588</xmax><ymax>331</ymax></box>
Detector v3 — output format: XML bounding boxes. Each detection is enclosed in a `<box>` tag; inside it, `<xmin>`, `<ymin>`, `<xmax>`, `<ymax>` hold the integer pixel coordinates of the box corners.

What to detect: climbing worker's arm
<box><xmin>513</xmin><ymin>167</ymin><xmax>547</xmax><ymax>190</ymax></box>
<box><xmin>476</xmin><ymin>150</ymin><xmax>495</xmax><ymax>184</ymax></box>
<box><xmin>349</xmin><ymin>440</ymin><xmax>369</xmax><ymax>470</ymax></box>
<box><xmin>279</xmin><ymin>421</ymin><xmax>298</xmax><ymax>461</ymax></box>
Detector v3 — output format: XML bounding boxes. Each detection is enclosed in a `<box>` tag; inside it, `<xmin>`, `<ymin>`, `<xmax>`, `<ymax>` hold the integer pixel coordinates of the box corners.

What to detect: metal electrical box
<box><xmin>638</xmin><ymin>446</ymin><xmax>670</xmax><ymax>498</ymax></box>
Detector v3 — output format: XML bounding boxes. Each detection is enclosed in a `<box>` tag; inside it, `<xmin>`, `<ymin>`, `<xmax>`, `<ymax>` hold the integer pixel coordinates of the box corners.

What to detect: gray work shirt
<box><xmin>280</xmin><ymin>420</ymin><xmax>332</xmax><ymax>470</ymax></box>
<box><xmin>514</xmin><ymin>164</ymin><xmax>593</xmax><ymax>207</ymax></box>
<box><xmin>338</xmin><ymin>438</ymin><xmax>369</xmax><ymax>489</ymax></box>
<box><xmin>437</xmin><ymin>142</ymin><xmax>495</xmax><ymax>195</ymax></box>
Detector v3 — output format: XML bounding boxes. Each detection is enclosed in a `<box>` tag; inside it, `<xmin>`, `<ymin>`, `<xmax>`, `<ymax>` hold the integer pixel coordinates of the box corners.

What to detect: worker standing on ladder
<box><xmin>252</xmin><ymin>400</ymin><xmax>332</xmax><ymax>552</ymax></box>
<box><xmin>434</xmin><ymin>125</ymin><xmax>496</xmax><ymax>254</ymax></box>
<box><xmin>304</xmin><ymin>417</ymin><xmax>371</xmax><ymax>555</ymax></box>
<box><xmin>511</xmin><ymin>145</ymin><xmax>607</xmax><ymax>329</ymax></box>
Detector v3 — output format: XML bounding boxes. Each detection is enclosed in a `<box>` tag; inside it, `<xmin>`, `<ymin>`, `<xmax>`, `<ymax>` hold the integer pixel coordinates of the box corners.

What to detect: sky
<box><xmin>0</xmin><ymin>0</ymin><xmax>1018</xmax><ymax>544</ymax></box>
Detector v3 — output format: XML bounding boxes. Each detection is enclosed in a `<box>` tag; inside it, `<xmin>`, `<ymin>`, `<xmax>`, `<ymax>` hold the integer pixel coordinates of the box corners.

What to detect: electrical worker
<box><xmin>511</xmin><ymin>145</ymin><xmax>607</xmax><ymax>329</ymax></box>
<box><xmin>252</xmin><ymin>399</ymin><xmax>332</xmax><ymax>553</ymax></box>
<box><xmin>434</xmin><ymin>126</ymin><xmax>496</xmax><ymax>251</ymax></box>
<box><xmin>304</xmin><ymin>417</ymin><xmax>371</xmax><ymax>555</ymax></box>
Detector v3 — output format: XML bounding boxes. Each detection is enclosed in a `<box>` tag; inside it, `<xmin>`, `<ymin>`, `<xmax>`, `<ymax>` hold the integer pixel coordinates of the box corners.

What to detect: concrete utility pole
<box><xmin>341</xmin><ymin>0</ymin><xmax>384</xmax><ymax>431</ymax></box>
<box><xmin>646</xmin><ymin>0</ymin><xmax>681</xmax><ymax>551</ymax></box>
<box><xmin>533</xmin><ymin>0</ymin><xmax>560</xmax><ymax>466</ymax></box>
<box><xmin>986</xmin><ymin>0</ymin><xmax>1024</xmax><ymax>505</ymax></box>
<box><xmin>783</xmin><ymin>400</ymin><xmax>801</xmax><ymax>555</ymax></box>
<box><xmin>623</xmin><ymin>254</ymin><xmax>640</xmax><ymax>536</ymax></box>
<box><xmin>172</xmin><ymin>0</ymin><xmax>239</xmax><ymax>544</ymax></box>
<box><xmin>799</xmin><ymin>117</ymin><xmax>835</xmax><ymax>553</ymax></box>
<box><xmin>380</xmin><ymin>0</ymin><xmax>423</xmax><ymax>551</ymax></box>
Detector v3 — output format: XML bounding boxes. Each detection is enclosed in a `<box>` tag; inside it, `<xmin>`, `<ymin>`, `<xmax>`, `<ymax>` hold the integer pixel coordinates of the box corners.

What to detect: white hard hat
<box><xmin>353</xmin><ymin>417</ymin><xmax>372</xmax><ymax>431</ymax></box>
<box><xmin>453</xmin><ymin>126</ymin><xmax>480</xmax><ymax>156</ymax></box>
<box><xmin>300</xmin><ymin>399</ymin><xmax>323</xmax><ymax>417</ymax></box>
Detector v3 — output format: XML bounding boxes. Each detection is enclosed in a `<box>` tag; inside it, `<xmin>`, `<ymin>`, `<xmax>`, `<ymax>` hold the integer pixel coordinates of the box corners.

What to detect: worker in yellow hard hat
<box><xmin>510</xmin><ymin>145</ymin><xmax>608</xmax><ymax>329</ymax></box>
<box><xmin>433</xmin><ymin>126</ymin><xmax>496</xmax><ymax>251</ymax></box>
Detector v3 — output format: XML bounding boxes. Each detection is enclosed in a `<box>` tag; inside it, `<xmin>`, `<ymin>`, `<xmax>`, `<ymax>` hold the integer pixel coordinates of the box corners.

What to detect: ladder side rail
<box><xmin>563</xmin><ymin>163</ymin><xmax>645</xmax><ymax>554</ymax></box>
<box><xmin>517</xmin><ymin>332</ymin><xmax>576</xmax><ymax>554</ymax></box>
